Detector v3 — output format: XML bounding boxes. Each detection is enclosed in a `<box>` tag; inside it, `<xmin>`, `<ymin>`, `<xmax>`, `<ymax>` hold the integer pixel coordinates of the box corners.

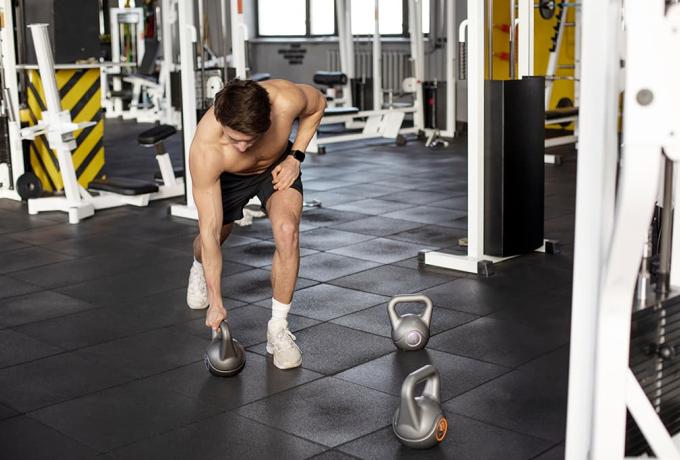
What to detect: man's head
<box><xmin>213</xmin><ymin>79</ymin><xmax>271</xmax><ymax>152</ymax></box>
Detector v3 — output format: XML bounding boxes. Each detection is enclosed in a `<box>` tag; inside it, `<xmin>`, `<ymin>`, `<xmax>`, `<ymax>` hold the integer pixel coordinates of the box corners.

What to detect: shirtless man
<box><xmin>186</xmin><ymin>79</ymin><xmax>326</xmax><ymax>369</ymax></box>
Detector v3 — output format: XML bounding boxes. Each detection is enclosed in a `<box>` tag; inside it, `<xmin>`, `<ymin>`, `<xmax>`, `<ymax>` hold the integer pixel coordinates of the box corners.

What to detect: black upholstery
<box><xmin>314</xmin><ymin>71</ymin><xmax>348</xmax><ymax>86</ymax></box>
<box><xmin>89</xmin><ymin>177</ymin><xmax>159</xmax><ymax>195</ymax></box>
<box><xmin>138</xmin><ymin>125</ymin><xmax>177</xmax><ymax>145</ymax></box>
<box><xmin>545</xmin><ymin>106</ymin><xmax>579</xmax><ymax>120</ymax></box>
<box><xmin>324</xmin><ymin>106</ymin><xmax>360</xmax><ymax>116</ymax></box>
<box><xmin>139</xmin><ymin>39</ymin><xmax>160</xmax><ymax>77</ymax></box>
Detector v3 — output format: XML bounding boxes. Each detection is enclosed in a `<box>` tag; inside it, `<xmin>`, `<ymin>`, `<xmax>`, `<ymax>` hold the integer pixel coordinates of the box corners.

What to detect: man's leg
<box><xmin>268</xmin><ymin>189</ymin><xmax>303</xmax><ymax>303</ymax></box>
<box><xmin>187</xmin><ymin>223</ymin><xmax>233</xmax><ymax>310</ymax></box>
<box><xmin>265</xmin><ymin>188</ymin><xmax>303</xmax><ymax>369</ymax></box>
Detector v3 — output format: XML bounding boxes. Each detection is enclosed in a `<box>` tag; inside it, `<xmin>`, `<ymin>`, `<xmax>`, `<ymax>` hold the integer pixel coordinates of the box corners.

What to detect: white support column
<box><xmin>0</xmin><ymin>0</ymin><xmax>23</xmax><ymax>191</ymax></box>
<box><xmin>420</xmin><ymin>0</ymin><xmax>488</xmax><ymax>274</ymax></box>
<box><xmin>545</xmin><ymin>7</ymin><xmax>568</xmax><ymax>109</ymax></box>
<box><xmin>230</xmin><ymin>0</ymin><xmax>247</xmax><ymax>79</ymax></box>
<box><xmin>372</xmin><ymin>0</ymin><xmax>383</xmax><ymax>111</ymax></box>
<box><xmin>564</xmin><ymin>0</ymin><xmax>627</xmax><ymax>457</ymax></box>
<box><xmin>517</xmin><ymin>0</ymin><xmax>534</xmax><ymax>78</ymax></box>
<box><xmin>466</xmin><ymin>0</ymin><xmax>484</xmax><ymax>260</ymax></box>
<box><xmin>408</xmin><ymin>0</ymin><xmax>425</xmax><ymax>131</ymax></box>
<box><xmin>336</xmin><ymin>0</ymin><xmax>354</xmax><ymax>105</ymax></box>
<box><xmin>160</xmin><ymin>0</ymin><xmax>175</xmax><ymax>125</ymax></box>
<box><xmin>335</xmin><ymin>0</ymin><xmax>354</xmax><ymax>106</ymax></box>
<box><xmin>445</xmin><ymin>0</ymin><xmax>456</xmax><ymax>137</ymax></box>
<box><xmin>170</xmin><ymin>0</ymin><xmax>198</xmax><ymax>219</ymax></box>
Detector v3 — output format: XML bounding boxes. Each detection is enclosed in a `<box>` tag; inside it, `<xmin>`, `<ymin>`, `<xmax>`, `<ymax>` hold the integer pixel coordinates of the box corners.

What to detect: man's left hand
<box><xmin>272</xmin><ymin>156</ymin><xmax>300</xmax><ymax>191</ymax></box>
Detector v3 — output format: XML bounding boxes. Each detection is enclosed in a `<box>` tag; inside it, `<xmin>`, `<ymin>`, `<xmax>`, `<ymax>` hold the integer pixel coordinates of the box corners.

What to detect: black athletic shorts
<box><xmin>220</xmin><ymin>141</ymin><xmax>303</xmax><ymax>224</ymax></box>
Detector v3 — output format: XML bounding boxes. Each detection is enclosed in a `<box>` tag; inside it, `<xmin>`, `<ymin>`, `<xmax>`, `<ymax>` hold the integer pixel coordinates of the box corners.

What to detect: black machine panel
<box><xmin>483</xmin><ymin>77</ymin><xmax>545</xmax><ymax>257</ymax></box>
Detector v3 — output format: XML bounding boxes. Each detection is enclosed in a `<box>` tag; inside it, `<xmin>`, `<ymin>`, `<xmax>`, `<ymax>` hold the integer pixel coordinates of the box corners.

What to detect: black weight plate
<box><xmin>16</xmin><ymin>172</ymin><xmax>43</xmax><ymax>200</ymax></box>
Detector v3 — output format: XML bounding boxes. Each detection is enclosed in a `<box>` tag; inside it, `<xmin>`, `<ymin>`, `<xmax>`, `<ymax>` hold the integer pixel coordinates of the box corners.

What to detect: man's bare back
<box><xmin>190</xmin><ymin>79</ymin><xmax>319</xmax><ymax>178</ymax></box>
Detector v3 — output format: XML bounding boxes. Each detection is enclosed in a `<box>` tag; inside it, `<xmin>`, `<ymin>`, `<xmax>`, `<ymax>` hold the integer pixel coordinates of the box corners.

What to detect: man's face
<box><xmin>222</xmin><ymin>126</ymin><xmax>259</xmax><ymax>153</ymax></box>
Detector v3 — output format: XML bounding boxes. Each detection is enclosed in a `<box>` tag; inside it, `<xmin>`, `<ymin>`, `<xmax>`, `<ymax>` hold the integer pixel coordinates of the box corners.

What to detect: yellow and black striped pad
<box><xmin>26</xmin><ymin>68</ymin><xmax>104</xmax><ymax>192</ymax></box>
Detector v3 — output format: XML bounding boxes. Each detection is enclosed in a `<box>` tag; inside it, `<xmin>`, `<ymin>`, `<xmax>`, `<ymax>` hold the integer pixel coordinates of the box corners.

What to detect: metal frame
<box><xmin>22</xmin><ymin>24</ymin><xmax>183</xmax><ymax>224</ymax></box>
<box><xmin>420</xmin><ymin>0</ymin><xmax>492</xmax><ymax>274</ymax></box>
<box><xmin>516</xmin><ymin>1</ymin><xmax>580</xmax><ymax>164</ymax></box>
<box><xmin>104</xmin><ymin>7</ymin><xmax>145</xmax><ymax>118</ymax></box>
<box><xmin>171</xmin><ymin>0</ymin><xmax>265</xmax><ymax>225</ymax></box>
<box><xmin>566</xmin><ymin>0</ymin><xmax>680</xmax><ymax>458</ymax></box>
<box><xmin>309</xmin><ymin>0</ymin><xmax>456</xmax><ymax>153</ymax></box>
<box><xmin>169</xmin><ymin>0</ymin><xmax>199</xmax><ymax>220</ymax></box>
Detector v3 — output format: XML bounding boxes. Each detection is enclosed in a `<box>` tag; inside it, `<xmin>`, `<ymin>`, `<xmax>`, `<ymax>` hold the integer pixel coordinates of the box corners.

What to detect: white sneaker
<box><xmin>266</xmin><ymin>320</ymin><xmax>302</xmax><ymax>369</ymax></box>
<box><xmin>186</xmin><ymin>263</ymin><xmax>209</xmax><ymax>310</ymax></box>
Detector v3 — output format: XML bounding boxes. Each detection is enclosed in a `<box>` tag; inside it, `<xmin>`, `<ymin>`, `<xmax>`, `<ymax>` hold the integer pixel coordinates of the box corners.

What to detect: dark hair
<box><xmin>213</xmin><ymin>79</ymin><xmax>271</xmax><ymax>135</ymax></box>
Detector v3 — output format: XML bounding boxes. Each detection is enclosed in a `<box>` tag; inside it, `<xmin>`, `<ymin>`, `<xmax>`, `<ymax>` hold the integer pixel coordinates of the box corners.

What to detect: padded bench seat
<box><xmin>90</xmin><ymin>176</ymin><xmax>159</xmax><ymax>196</ymax></box>
<box><xmin>545</xmin><ymin>106</ymin><xmax>579</xmax><ymax>121</ymax></box>
<box><xmin>138</xmin><ymin>124</ymin><xmax>177</xmax><ymax>145</ymax></box>
<box><xmin>324</xmin><ymin>106</ymin><xmax>360</xmax><ymax>117</ymax></box>
<box><xmin>314</xmin><ymin>71</ymin><xmax>348</xmax><ymax>86</ymax></box>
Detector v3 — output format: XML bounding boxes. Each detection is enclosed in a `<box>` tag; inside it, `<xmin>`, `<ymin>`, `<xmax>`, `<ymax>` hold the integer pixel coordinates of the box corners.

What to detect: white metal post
<box><xmin>170</xmin><ymin>0</ymin><xmax>198</xmax><ymax>220</ymax></box>
<box><xmin>160</xmin><ymin>0</ymin><xmax>175</xmax><ymax>124</ymax></box>
<box><xmin>509</xmin><ymin>0</ymin><xmax>516</xmax><ymax>79</ymax></box>
<box><xmin>544</xmin><ymin>7</ymin><xmax>568</xmax><ymax>109</ymax></box>
<box><xmin>0</xmin><ymin>0</ymin><xmax>23</xmax><ymax>197</ymax></box>
<box><xmin>372</xmin><ymin>0</ymin><xmax>383</xmax><ymax>111</ymax></box>
<box><xmin>408</xmin><ymin>0</ymin><xmax>425</xmax><ymax>131</ymax></box>
<box><xmin>230</xmin><ymin>0</ymin><xmax>246</xmax><ymax>79</ymax></box>
<box><xmin>336</xmin><ymin>0</ymin><xmax>354</xmax><ymax>106</ymax></box>
<box><xmin>517</xmin><ymin>0</ymin><xmax>534</xmax><ymax>78</ymax></box>
<box><xmin>467</xmin><ymin>0</ymin><xmax>484</xmax><ymax>260</ymax></box>
<box><xmin>420</xmin><ymin>0</ymin><xmax>489</xmax><ymax>274</ymax></box>
<box><xmin>564</xmin><ymin>0</ymin><xmax>624</xmax><ymax>458</ymax></box>
<box><xmin>445</xmin><ymin>0</ymin><xmax>456</xmax><ymax>137</ymax></box>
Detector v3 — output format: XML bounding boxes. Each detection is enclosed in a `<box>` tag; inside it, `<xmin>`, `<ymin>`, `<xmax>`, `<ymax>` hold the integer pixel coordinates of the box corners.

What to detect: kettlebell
<box><xmin>204</xmin><ymin>321</ymin><xmax>246</xmax><ymax>377</ymax></box>
<box><xmin>393</xmin><ymin>364</ymin><xmax>448</xmax><ymax>449</ymax></box>
<box><xmin>388</xmin><ymin>294</ymin><xmax>433</xmax><ymax>351</ymax></box>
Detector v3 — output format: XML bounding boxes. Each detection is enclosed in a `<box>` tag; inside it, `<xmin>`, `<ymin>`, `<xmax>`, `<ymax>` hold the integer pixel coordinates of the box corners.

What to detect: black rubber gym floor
<box><xmin>0</xmin><ymin>119</ymin><xmax>575</xmax><ymax>459</ymax></box>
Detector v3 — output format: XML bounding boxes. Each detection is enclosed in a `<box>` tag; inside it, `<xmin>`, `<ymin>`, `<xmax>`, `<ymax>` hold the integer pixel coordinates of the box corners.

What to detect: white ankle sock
<box><xmin>193</xmin><ymin>258</ymin><xmax>202</xmax><ymax>270</ymax></box>
<box><xmin>270</xmin><ymin>298</ymin><xmax>291</xmax><ymax>325</ymax></box>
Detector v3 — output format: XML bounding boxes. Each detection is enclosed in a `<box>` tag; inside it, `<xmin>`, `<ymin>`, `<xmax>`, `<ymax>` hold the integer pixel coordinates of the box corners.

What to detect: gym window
<box><xmin>256</xmin><ymin>0</ymin><xmax>429</xmax><ymax>37</ymax></box>
<box><xmin>257</xmin><ymin>0</ymin><xmax>307</xmax><ymax>36</ymax></box>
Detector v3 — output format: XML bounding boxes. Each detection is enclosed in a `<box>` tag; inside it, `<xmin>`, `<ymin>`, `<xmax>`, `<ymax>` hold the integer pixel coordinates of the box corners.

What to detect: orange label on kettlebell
<box><xmin>435</xmin><ymin>417</ymin><xmax>448</xmax><ymax>442</ymax></box>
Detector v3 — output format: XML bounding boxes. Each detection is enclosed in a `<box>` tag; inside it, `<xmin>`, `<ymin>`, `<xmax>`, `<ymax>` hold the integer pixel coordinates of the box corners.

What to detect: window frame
<box><xmin>254</xmin><ymin>0</ymin><xmax>428</xmax><ymax>38</ymax></box>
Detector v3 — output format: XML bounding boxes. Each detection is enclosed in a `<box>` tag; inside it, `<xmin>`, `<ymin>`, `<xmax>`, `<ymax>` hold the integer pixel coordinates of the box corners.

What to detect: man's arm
<box><xmin>272</xmin><ymin>84</ymin><xmax>326</xmax><ymax>191</ymax></box>
<box><xmin>291</xmin><ymin>84</ymin><xmax>327</xmax><ymax>152</ymax></box>
<box><xmin>189</xmin><ymin>144</ymin><xmax>226</xmax><ymax>330</ymax></box>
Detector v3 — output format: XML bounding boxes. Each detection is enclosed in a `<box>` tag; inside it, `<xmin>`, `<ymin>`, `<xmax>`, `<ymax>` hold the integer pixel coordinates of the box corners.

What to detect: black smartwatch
<box><xmin>288</xmin><ymin>149</ymin><xmax>306</xmax><ymax>163</ymax></box>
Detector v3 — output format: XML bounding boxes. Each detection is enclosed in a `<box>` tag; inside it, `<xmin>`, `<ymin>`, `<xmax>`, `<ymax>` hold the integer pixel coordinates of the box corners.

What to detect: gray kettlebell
<box><xmin>388</xmin><ymin>294</ymin><xmax>433</xmax><ymax>351</ymax></box>
<box><xmin>393</xmin><ymin>364</ymin><xmax>448</xmax><ymax>449</ymax></box>
<box><xmin>204</xmin><ymin>321</ymin><xmax>246</xmax><ymax>377</ymax></box>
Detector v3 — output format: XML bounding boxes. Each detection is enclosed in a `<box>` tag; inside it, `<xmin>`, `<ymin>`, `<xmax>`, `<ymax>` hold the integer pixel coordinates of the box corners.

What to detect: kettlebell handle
<box><xmin>387</xmin><ymin>294</ymin><xmax>434</xmax><ymax>328</ymax></box>
<box><xmin>398</xmin><ymin>364</ymin><xmax>442</xmax><ymax>428</ymax></box>
<box><xmin>211</xmin><ymin>321</ymin><xmax>232</xmax><ymax>340</ymax></box>
<box><xmin>211</xmin><ymin>321</ymin><xmax>235</xmax><ymax>360</ymax></box>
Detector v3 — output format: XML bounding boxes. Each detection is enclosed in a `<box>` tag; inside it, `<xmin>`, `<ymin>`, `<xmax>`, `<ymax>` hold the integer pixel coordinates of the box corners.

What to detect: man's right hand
<box><xmin>206</xmin><ymin>305</ymin><xmax>227</xmax><ymax>331</ymax></box>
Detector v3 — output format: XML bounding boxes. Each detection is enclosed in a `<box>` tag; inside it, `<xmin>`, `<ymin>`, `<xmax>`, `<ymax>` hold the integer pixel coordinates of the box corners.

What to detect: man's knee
<box><xmin>274</xmin><ymin>220</ymin><xmax>299</xmax><ymax>251</ymax></box>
